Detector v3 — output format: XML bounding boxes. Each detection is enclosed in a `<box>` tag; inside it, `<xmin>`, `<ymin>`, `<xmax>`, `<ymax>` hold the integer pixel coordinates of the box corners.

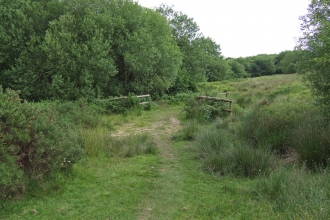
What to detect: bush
<box><xmin>184</xmin><ymin>97</ymin><xmax>228</xmax><ymax>122</ymax></box>
<box><xmin>0</xmin><ymin>89</ymin><xmax>85</xmax><ymax>199</ymax></box>
<box><xmin>35</xmin><ymin>100</ymin><xmax>101</xmax><ymax>129</ymax></box>
<box><xmin>159</xmin><ymin>92</ymin><xmax>195</xmax><ymax>105</ymax></box>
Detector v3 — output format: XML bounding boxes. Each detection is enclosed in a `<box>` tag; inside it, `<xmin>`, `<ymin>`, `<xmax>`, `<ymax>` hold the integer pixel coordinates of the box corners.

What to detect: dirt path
<box><xmin>137</xmin><ymin>113</ymin><xmax>182</xmax><ymax>220</ymax></box>
<box><xmin>110</xmin><ymin>108</ymin><xmax>184</xmax><ymax>220</ymax></box>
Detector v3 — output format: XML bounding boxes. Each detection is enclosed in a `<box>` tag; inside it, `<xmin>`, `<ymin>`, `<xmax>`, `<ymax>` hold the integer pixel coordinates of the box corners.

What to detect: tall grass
<box><xmin>292</xmin><ymin>115</ymin><xmax>330</xmax><ymax>168</ymax></box>
<box><xmin>238</xmin><ymin>96</ymin><xmax>312</xmax><ymax>152</ymax></box>
<box><xmin>187</xmin><ymin>74</ymin><xmax>330</xmax><ymax>218</ymax></box>
<box><xmin>257</xmin><ymin>166</ymin><xmax>330</xmax><ymax>219</ymax></box>
<box><xmin>194</xmin><ymin>125</ymin><xmax>279</xmax><ymax>177</ymax></box>
<box><xmin>84</xmin><ymin>126</ymin><xmax>157</xmax><ymax>158</ymax></box>
<box><xmin>190</xmin><ymin>73</ymin><xmax>330</xmax><ymax>170</ymax></box>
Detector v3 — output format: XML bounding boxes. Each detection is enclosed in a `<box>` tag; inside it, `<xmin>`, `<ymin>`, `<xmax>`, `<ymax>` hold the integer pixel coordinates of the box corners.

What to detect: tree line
<box><xmin>0</xmin><ymin>0</ymin><xmax>303</xmax><ymax>102</ymax></box>
<box><xmin>0</xmin><ymin>0</ymin><xmax>227</xmax><ymax>101</ymax></box>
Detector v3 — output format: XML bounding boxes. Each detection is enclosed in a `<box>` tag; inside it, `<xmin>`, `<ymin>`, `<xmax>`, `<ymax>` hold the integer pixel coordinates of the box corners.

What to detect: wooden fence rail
<box><xmin>197</xmin><ymin>95</ymin><xmax>233</xmax><ymax>114</ymax></box>
<box><xmin>98</xmin><ymin>94</ymin><xmax>150</xmax><ymax>102</ymax></box>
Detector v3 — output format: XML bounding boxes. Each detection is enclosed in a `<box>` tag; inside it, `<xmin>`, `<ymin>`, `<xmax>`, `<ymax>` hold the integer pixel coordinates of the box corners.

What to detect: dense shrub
<box><xmin>184</xmin><ymin>97</ymin><xmax>228</xmax><ymax>122</ymax></box>
<box><xmin>0</xmin><ymin>89</ymin><xmax>85</xmax><ymax>199</ymax></box>
<box><xmin>34</xmin><ymin>100</ymin><xmax>101</xmax><ymax>129</ymax></box>
<box><xmin>160</xmin><ymin>92</ymin><xmax>195</xmax><ymax>105</ymax></box>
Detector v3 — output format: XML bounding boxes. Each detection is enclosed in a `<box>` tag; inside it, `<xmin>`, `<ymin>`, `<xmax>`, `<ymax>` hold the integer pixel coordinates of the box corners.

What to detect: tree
<box><xmin>275</xmin><ymin>50</ymin><xmax>300</xmax><ymax>74</ymax></box>
<box><xmin>3</xmin><ymin>0</ymin><xmax>118</xmax><ymax>101</ymax></box>
<box><xmin>157</xmin><ymin>5</ymin><xmax>231</xmax><ymax>90</ymax></box>
<box><xmin>1</xmin><ymin>0</ymin><xmax>182</xmax><ymax>100</ymax></box>
<box><xmin>0</xmin><ymin>0</ymin><xmax>64</xmax><ymax>93</ymax></box>
<box><xmin>298</xmin><ymin>0</ymin><xmax>330</xmax><ymax>113</ymax></box>
<box><xmin>248</xmin><ymin>54</ymin><xmax>276</xmax><ymax>77</ymax></box>
<box><xmin>227</xmin><ymin>59</ymin><xmax>248</xmax><ymax>78</ymax></box>
<box><xmin>110</xmin><ymin>2</ymin><xmax>182</xmax><ymax>96</ymax></box>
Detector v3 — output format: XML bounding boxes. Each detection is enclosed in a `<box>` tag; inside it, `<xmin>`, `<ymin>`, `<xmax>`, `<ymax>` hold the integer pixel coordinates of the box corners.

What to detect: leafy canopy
<box><xmin>298</xmin><ymin>0</ymin><xmax>330</xmax><ymax>115</ymax></box>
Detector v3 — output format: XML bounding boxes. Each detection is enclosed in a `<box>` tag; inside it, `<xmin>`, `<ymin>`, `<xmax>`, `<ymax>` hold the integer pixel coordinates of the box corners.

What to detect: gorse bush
<box><xmin>35</xmin><ymin>100</ymin><xmax>101</xmax><ymax>129</ymax></box>
<box><xmin>0</xmin><ymin>89</ymin><xmax>85</xmax><ymax>199</ymax></box>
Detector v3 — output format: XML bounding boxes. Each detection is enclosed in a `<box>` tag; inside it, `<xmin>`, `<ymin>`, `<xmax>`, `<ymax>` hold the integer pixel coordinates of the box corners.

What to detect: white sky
<box><xmin>135</xmin><ymin>0</ymin><xmax>310</xmax><ymax>58</ymax></box>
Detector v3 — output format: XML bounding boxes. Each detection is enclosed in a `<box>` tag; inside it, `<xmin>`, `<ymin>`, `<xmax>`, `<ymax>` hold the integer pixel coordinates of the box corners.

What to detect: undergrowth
<box><xmin>0</xmin><ymin>89</ymin><xmax>89</xmax><ymax>200</ymax></box>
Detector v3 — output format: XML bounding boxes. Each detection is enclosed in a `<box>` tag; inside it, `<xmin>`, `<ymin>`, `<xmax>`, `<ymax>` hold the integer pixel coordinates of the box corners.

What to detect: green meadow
<box><xmin>2</xmin><ymin>74</ymin><xmax>330</xmax><ymax>220</ymax></box>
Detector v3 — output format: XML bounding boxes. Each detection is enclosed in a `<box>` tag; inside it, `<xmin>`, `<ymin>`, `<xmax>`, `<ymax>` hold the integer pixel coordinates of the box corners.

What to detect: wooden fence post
<box><xmin>197</xmin><ymin>95</ymin><xmax>233</xmax><ymax>114</ymax></box>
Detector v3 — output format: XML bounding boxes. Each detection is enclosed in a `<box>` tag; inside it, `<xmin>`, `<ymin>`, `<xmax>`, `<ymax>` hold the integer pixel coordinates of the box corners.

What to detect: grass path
<box><xmin>111</xmin><ymin>106</ymin><xmax>277</xmax><ymax>219</ymax></box>
<box><xmin>1</xmin><ymin>105</ymin><xmax>279</xmax><ymax>220</ymax></box>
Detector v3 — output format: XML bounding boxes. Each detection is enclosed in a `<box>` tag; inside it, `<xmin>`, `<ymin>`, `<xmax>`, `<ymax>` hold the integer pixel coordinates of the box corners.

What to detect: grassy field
<box><xmin>1</xmin><ymin>74</ymin><xmax>330</xmax><ymax>219</ymax></box>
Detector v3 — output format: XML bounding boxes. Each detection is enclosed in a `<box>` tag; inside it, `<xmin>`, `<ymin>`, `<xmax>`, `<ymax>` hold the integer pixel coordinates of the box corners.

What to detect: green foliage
<box><xmin>227</xmin><ymin>59</ymin><xmax>248</xmax><ymax>78</ymax></box>
<box><xmin>275</xmin><ymin>50</ymin><xmax>300</xmax><ymax>74</ymax></box>
<box><xmin>112</xmin><ymin>2</ymin><xmax>182</xmax><ymax>96</ymax></box>
<box><xmin>0</xmin><ymin>0</ymin><xmax>64</xmax><ymax>75</ymax></box>
<box><xmin>298</xmin><ymin>0</ymin><xmax>330</xmax><ymax>117</ymax></box>
<box><xmin>0</xmin><ymin>0</ymin><xmax>182</xmax><ymax>101</ymax></box>
<box><xmin>42</xmin><ymin>100</ymin><xmax>101</xmax><ymax>129</ymax></box>
<box><xmin>228</xmin><ymin>54</ymin><xmax>277</xmax><ymax>78</ymax></box>
<box><xmin>249</xmin><ymin>54</ymin><xmax>276</xmax><ymax>77</ymax></box>
<box><xmin>160</xmin><ymin>92</ymin><xmax>195</xmax><ymax>105</ymax></box>
<box><xmin>0</xmin><ymin>89</ymin><xmax>88</xmax><ymax>199</ymax></box>
<box><xmin>157</xmin><ymin>5</ymin><xmax>231</xmax><ymax>92</ymax></box>
<box><xmin>184</xmin><ymin>97</ymin><xmax>228</xmax><ymax>122</ymax></box>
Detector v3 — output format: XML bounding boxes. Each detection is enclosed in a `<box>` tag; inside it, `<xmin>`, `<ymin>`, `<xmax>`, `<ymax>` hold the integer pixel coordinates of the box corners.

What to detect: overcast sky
<box><xmin>135</xmin><ymin>0</ymin><xmax>310</xmax><ymax>58</ymax></box>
